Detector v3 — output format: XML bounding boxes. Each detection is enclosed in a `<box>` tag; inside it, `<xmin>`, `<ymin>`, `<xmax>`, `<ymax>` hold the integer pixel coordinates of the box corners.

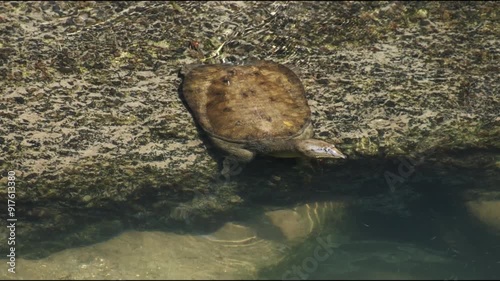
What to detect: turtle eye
<box><xmin>325</xmin><ymin>147</ymin><xmax>339</xmax><ymax>155</ymax></box>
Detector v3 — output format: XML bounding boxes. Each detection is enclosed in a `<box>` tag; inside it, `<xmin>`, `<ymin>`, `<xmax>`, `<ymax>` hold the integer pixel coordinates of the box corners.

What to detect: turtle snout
<box><xmin>325</xmin><ymin>146</ymin><xmax>347</xmax><ymax>159</ymax></box>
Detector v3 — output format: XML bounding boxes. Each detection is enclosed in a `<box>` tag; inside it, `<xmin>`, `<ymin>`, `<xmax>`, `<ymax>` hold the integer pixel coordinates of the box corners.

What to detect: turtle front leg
<box><xmin>294</xmin><ymin>157</ymin><xmax>326</xmax><ymax>185</ymax></box>
<box><xmin>296</xmin><ymin>157</ymin><xmax>316</xmax><ymax>172</ymax></box>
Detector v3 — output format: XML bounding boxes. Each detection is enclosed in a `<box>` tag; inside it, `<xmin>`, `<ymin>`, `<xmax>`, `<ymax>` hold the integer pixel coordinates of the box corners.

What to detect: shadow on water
<box><xmin>14</xmin><ymin>150</ymin><xmax>349</xmax><ymax>260</ymax></box>
<box><xmin>256</xmin><ymin>165</ymin><xmax>500</xmax><ymax>280</ymax></box>
<box><xmin>8</xmin><ymin>134</ymin><xmax>500</xmax><ymax>280</ymax></box>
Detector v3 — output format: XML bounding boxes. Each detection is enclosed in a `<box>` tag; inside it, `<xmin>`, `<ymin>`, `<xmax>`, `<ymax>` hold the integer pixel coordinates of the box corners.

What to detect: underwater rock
<box><xmin>465</xmin><ymin>193</ymin><xmax>500</xmax><ymax>235</ymax></box>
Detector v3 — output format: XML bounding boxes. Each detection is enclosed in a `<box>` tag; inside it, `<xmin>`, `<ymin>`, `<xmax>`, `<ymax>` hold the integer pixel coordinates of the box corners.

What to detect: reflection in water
<box><xmin>282</xmin><ymin>239</ymin><xmax>494</xmax><ymax>280</ymax></box>
<box><xmin>2</xmin><ymin>190</ymin><xmax>499</xmax><ymax>280</ymax></box>
<box><xmin>259</xmin><ymin>186</ymin><xmax>500</xmax><ymax>280</ymax></box>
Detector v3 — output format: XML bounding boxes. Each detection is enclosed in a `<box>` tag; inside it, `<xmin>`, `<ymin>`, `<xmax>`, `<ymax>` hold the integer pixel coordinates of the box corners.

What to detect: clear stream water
<box><xmin>2</xmin><ymin>170</ymin><xmax>499</xmax><ymax>280</ymax></box>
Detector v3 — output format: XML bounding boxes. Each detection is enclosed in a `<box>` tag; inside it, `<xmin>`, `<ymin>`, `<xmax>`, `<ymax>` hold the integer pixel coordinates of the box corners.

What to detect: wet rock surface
<box><xmin>0</xmin><ymin>1</ymin><xmax>498</xmax><ymax>258</ymax></box>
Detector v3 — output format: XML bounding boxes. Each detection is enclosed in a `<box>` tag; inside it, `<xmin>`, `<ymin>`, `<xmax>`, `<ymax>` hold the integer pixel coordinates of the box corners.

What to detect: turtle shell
<box><xmin>182</xmin><ymin>60</ymin><xmax>311</xmax><ymax>142</ymax></box>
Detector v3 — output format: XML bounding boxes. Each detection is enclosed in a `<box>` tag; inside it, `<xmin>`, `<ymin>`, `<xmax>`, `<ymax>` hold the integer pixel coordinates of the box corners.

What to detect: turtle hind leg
<box><xmin>221</xmin><ymin>148</ymin><xmax>253</xmax><ymax>181</ymax></box>
<box><xmin>210</xmin><ymin>137</ymin><xmax>254</xmax><ymax>181</ymax></box>
<box><xmin>221</xmin><ymin>156</ymin><xmax>243</xmax><ymax>181</ymax></box>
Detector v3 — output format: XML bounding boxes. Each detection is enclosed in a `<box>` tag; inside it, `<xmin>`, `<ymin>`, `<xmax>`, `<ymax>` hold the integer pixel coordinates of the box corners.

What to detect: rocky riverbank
<box><xmin>0</xmin><ymin>1</ymin><xmax>498</xmax><ymax>258</ymax></box>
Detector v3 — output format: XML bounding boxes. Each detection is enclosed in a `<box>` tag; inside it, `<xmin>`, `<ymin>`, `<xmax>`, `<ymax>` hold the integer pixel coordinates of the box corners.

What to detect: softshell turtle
<box><xmin>181</xmin><ymin>60</ymin><xmax>346</xmax><ymax>174</ymax></box>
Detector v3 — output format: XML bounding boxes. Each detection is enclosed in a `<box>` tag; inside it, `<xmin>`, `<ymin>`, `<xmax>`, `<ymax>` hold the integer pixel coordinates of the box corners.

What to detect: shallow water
<box><xmin>257</xmin><ymin>182</ymin><xmax>500</xmax><ymax>280</ymax></box>
<box><xmin>2</xmin><ymin>175</ymin><xmax>499</xmax><ymax>280</ymax></box>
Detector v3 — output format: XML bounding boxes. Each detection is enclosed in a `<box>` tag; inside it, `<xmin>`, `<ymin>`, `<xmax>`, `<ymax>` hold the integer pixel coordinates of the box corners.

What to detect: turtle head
<box><xmin>295</xmin><ymin>139</ymin><xmax>347</xmax><ymax>159</ymax></box>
